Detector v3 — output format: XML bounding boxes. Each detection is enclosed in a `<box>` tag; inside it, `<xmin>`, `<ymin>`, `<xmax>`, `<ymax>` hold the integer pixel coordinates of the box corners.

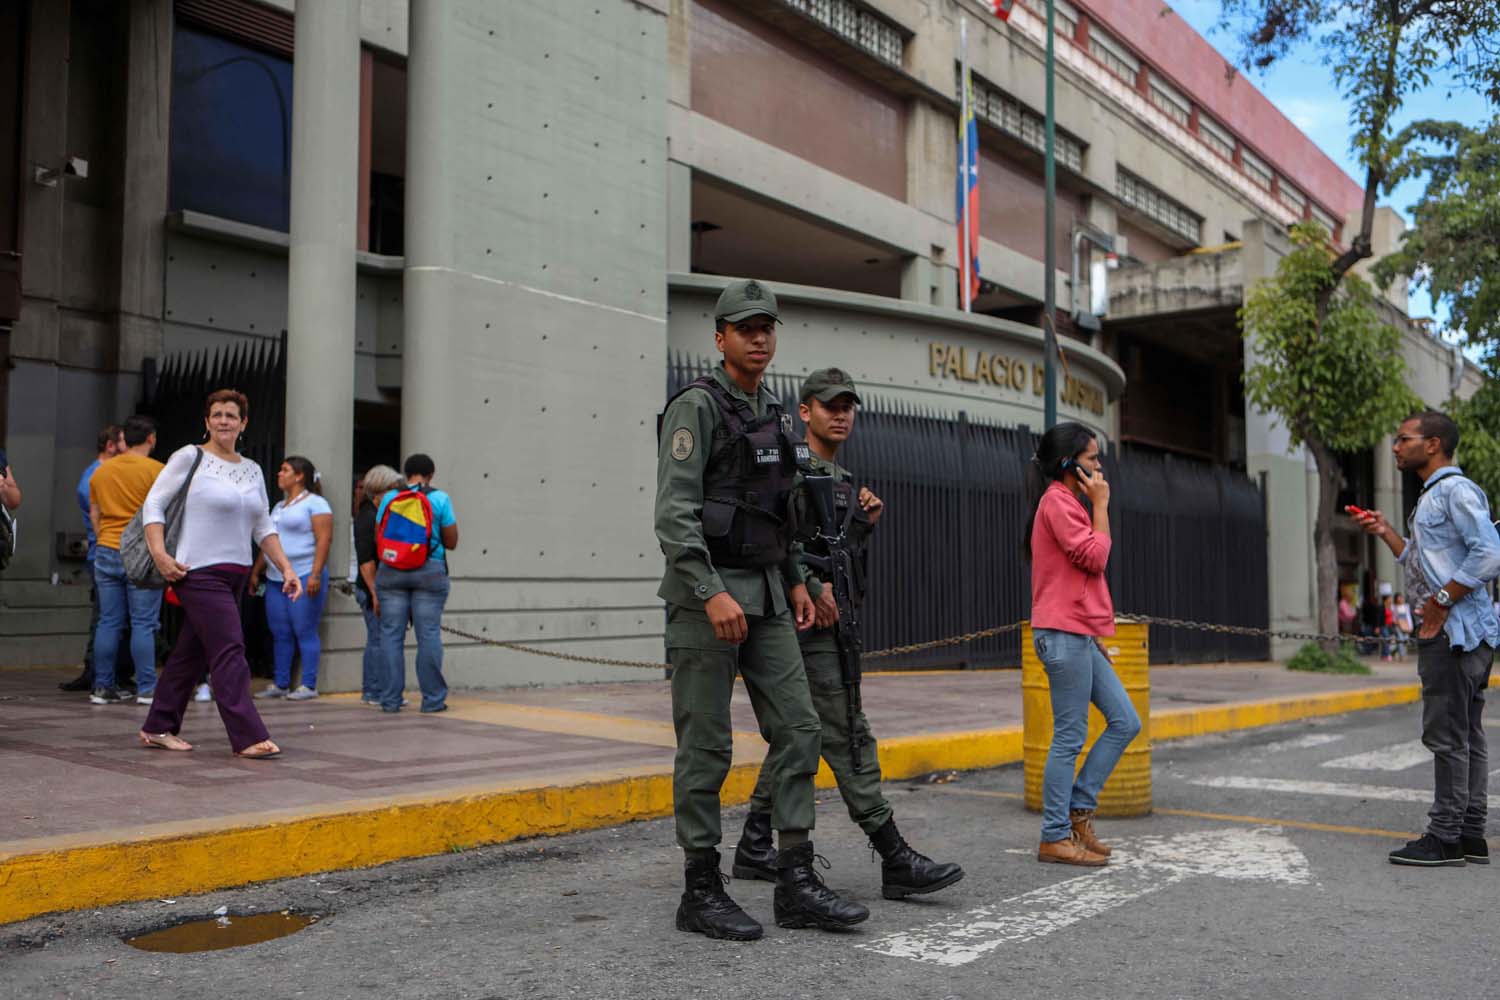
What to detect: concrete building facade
<box><xmin>0</xmin><ymin>0</ymin><xmax>1485</xmax><ymax>677</ymax></box>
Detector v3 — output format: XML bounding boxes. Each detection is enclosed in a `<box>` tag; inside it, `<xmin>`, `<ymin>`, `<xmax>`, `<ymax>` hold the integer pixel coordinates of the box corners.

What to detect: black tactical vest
<box><xmin>798</xmin><ymin>477</ymin><xmax>872</xmax><ymax>603</ymax></box>
<box><xmin>665</xmin><ymin>376</ymin><xmax>810</xmax><ymax>569</ymax></box>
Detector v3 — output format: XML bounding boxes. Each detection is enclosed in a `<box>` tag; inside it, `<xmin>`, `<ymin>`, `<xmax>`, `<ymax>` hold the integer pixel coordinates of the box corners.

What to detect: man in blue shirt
<box><xmin>375</xmin><ymin>453</ymin><xmax>459</xmax><ymax>714</ymax></box>
<box><xmin>61</xmin><ymin>427</ymin><xmax>125</xmax><ymax>693</ymax></box>
<box><xmin>1359</xmin><ymin>410</ymin><xmax>1500</xmax><ymax>867</ymax></box>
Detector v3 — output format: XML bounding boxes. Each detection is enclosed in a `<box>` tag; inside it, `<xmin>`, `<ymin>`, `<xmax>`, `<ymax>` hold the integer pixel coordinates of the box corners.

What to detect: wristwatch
<box><xmin>1434</xmin><ymin>588</ymin><xmax>1455</xmax><ymax>609</ymax></box>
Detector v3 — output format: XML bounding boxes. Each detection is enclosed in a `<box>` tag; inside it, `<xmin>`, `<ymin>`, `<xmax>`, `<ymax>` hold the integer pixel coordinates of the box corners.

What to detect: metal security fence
<box><xmin>667</xmin><ymin>356</ymin><xmax>1269</xmax><ymax>668</ymax></box>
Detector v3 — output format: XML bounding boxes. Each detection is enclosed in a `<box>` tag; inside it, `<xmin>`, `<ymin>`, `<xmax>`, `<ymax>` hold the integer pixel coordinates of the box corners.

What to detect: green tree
<box><xmin>1451</xmin><ymin>378</ymin><xmax>1500</xmax><ymax>505</ymax></box>
<box><xmin>1221</xmin><ymin>0</ymin><xmax>1500</xmax><ymax>637</ymax></box>
<box><xmin>1241</xmin><ymin>222</ymin><xmax>1420</xmax><ymax>639</ymax></box>
<box><xmin>1374</xmin><ymin>118</ymin><xmax>1500</xmax><ymax>356</ymax></box>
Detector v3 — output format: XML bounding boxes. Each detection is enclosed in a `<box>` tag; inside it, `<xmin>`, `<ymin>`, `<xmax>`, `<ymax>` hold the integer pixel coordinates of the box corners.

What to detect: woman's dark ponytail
<box><xmin>1021</xmin><ymin>421</ymin><xmax>1097</xmax><ymax>562</ymax></box>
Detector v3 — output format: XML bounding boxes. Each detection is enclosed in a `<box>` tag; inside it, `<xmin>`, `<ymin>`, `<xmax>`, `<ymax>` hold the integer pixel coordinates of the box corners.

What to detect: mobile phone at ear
<box><xmin>1074</xmin><ymin>464</ymin><xmax>1093</xmax><ymax>483</ymax></box>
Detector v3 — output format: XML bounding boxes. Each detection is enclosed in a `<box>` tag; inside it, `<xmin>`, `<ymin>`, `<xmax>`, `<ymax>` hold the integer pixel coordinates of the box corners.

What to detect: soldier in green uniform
<box><xmin>732</xmin><ymin>368</ymin><xmax>965</xmax><ymax>900</ymax></box>
<box><xmin>656</xmin><ymin>280</ymin><xmax>869</xmax><ymax>941</ymax></box>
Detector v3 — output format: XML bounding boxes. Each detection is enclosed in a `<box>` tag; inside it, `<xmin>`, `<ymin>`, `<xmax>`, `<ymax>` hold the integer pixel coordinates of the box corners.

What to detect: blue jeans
<box><xmin>92</xmin><ymin>546</ymin><xmax>162</xmax><ymax>695</ymax></box>
<box><xmin>355</xmin><ymin>588</ymin><xmax>382</xmax><ymax>699</ymax></box>
<box><xmin>1034</xmin><ymin>628</ymin><xmax>1142</xmax><ymax>843</ymax></box>
<box><xmin>376</xmin><ymin>560</ymin><xmax>450</xmax><ymax>711</ymax></box>
<box><xmin>265</xmin><ymin>569</ymin><xmax>329</xmax><ymax>690</ymax></box>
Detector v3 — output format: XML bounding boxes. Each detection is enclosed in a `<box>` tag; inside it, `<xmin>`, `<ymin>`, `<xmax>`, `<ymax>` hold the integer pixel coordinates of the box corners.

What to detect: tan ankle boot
<box><xmin>1070</xmin><ymin>808</ymin><xmax>1112</xmax><ymax>857</ymax></box>
<box><xmin>1037</xmin><ymin>834</ymin><xmax>1107</xmax><ymax>867</ymax></box>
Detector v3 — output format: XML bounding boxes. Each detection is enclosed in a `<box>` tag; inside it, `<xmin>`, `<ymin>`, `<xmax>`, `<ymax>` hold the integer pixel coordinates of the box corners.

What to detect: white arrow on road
<box><xmin>859</xmin><ymin>826</ymin><xmax>1311</xmax><ymax>968</ymax></box>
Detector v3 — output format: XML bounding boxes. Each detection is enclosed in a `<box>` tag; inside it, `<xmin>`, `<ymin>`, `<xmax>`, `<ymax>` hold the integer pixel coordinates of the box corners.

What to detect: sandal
<box><xmin>235</xmin><ymin>740</ymin><xmax>281</xmax><ymax>760</ymax></box>
<box><xmin>139</xmin><ymin>731</ymin><xmax>193</xmax><ymax>752</ymax></box>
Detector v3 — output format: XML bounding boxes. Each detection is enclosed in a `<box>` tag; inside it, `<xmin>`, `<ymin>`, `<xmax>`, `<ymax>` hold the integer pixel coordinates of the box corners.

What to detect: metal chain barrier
<box><xmin>334</xmin><ymin>582</ymin><xmax>1347</xmax><ymax>670</ymax></box>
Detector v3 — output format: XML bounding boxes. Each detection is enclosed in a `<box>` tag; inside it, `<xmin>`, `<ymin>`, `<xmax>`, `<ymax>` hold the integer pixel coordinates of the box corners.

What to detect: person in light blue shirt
<box><xmin>63</xmin><ymin>426</ymin><xmax>124</xmax><ymax>693</ymax></box>
<box><xmin>1359</xmin><ymin>410</ymin><xmax>1500</xmax><ymax>868</ymax></box>
<box><xmin>374</xmin><ymin>453</ymin><xmax>459</xmax><ymax>714</ymax></box>
<box><xmin>252</xmin><ymin>456</ymin><xmax>334</xmax><ymax>700</ymax></box>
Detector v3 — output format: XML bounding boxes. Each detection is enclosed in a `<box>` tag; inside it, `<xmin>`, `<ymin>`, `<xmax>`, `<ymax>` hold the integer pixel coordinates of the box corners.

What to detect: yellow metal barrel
<box><xmin>1021</xmin><ymin>619</ymin><xmax>1151</xmax><ymax>816</ymax></box>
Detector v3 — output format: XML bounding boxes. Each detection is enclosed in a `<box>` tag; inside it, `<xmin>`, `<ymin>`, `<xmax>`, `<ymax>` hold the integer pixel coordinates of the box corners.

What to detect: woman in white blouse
<box><xmin>138</xmin><ymin>389</ymin><xmax>302</xmax><ymax>759</ymax></box>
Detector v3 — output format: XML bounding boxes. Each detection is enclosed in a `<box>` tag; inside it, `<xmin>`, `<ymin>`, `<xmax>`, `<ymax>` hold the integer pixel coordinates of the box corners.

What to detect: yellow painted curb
<box><xmin>0</xmin><ymin>678</ymin><xmax>1422</xmax><ymax>926</ymax></box>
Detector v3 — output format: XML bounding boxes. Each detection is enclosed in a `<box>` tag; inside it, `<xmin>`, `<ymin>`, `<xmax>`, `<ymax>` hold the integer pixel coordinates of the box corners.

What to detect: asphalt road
<box><xmin>6</xmin><ymin>704</ymin><xmax>1499</xmax><ymax>999</ymax></box>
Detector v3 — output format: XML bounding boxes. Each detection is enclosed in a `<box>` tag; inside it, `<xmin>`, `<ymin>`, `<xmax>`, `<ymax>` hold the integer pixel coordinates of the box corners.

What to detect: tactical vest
<box><xmin>798</xmin><ymin>477</ymin><xmax>872</xmax><ymax>604</ymax></box>
<box><xmin>665</xmin><ymin>376</ymin><xmax>809</xmax><ymax>569</ymax></box>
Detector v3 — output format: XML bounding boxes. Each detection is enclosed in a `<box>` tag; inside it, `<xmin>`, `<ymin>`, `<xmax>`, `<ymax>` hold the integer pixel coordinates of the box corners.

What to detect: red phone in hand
<box><xmin>1345</xmin><ymin>504</ymin><xmax>1370</xmax><ymax>519</ymax></box>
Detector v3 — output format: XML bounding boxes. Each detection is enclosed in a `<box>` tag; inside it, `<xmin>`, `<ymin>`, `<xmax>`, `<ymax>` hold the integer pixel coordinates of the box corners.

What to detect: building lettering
<box><xmin>928</xmin><ymin>342</ymin><xmax>1105</xmax><ymax>416</ymax></box>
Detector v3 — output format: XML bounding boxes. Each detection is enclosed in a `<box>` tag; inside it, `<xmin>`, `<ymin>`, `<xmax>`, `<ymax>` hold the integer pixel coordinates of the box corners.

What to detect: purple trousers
<box><xmin>144</xmin><ymin>564</ymin><xmax>270</xmax><ymax>753</ymax></box>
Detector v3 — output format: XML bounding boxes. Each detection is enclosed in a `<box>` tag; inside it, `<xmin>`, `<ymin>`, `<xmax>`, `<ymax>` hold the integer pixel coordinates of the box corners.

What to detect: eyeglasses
<box><xmin>1393</xmin><ymin>434</ymin><xmax>1435</xmax><ymax>444</ymax></box>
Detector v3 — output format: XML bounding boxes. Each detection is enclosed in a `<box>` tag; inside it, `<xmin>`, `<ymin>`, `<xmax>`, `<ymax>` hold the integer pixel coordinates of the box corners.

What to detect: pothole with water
<box><xmin>125</xmin><ymin>910</ymin><xmax>324</xmax><ymax>953</ymax></box>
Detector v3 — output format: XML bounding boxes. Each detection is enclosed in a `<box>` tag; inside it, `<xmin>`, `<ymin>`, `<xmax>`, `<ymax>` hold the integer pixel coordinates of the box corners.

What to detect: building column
<box><xmin>1373</xmin><ymin>435</ymin><xmax>1400</xmax><ymax>590</ymax></box>
<box><xmin>667</xmin><ymin>160</ymin><xmax>692</xmax><ymax>274</ymax></box>
<box><xmin>402</xmin><ymin>0</ymin><xmax>668</xmax><ymax>686</ymax></box>
<box><xmin>285</xmin><ymin>0</ymin><xmax>359</xmax><ymax>574</ymax></box>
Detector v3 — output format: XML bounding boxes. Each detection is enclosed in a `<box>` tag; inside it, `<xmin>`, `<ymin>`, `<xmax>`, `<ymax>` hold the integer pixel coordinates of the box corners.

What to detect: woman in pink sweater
<box><xmin>1024</xmin><ymin>422</ymin><xmax>1141</xmax><ymax>867</ymax></box>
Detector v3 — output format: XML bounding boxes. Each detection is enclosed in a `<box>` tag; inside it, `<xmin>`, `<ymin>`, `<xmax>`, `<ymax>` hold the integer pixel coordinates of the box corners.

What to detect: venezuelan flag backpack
<box><xmin>376</xmin><ymin>485</ymin><xmax>436</xmax><ymax>571</ymax></box>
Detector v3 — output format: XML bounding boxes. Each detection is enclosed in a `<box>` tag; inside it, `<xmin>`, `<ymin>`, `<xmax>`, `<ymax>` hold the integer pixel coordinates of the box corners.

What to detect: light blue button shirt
<box><xmin>1399</xmin><ymin>466</ymin><xmax>1500</xmax><ymax>651</ymax></box>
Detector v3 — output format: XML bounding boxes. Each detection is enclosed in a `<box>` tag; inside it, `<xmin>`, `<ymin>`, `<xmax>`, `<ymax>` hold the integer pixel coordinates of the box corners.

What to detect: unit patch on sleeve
<box><xmin>670</xmin><ymin>428</ymin><xmax>695</xmax><ymax>461</ymax></box>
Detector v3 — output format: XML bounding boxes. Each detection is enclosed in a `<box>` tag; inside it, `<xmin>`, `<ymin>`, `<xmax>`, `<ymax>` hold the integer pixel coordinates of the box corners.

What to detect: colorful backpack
<box><xmin>376</xmin><ymin>485</ymin><xmax>436</xmax><ymax>571</ymax></box>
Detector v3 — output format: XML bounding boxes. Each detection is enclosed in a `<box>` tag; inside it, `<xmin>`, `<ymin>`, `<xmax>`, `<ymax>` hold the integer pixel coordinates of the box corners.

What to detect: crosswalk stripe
<box><xmin>1186</xmin><ymin>775</ymin><xmax>1500</xmax><ymax>807</ymax></box>
<box><xmin>1322</xmin><ymin>741</ymin><xmax>1431</xmax><ymax>772</ymax></box>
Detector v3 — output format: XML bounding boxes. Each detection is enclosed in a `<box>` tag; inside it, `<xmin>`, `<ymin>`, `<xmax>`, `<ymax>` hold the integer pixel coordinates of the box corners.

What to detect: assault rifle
<box><xmin>798</xmin><ymin>472</ymin><xmax>867</xmax><ymax>770</ymax></box>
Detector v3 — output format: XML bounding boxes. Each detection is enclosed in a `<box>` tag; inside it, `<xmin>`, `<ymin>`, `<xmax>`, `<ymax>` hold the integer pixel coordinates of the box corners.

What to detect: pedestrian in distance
<box><xmin>62</xmin><ymin>425</ymin><xmax>125</xmax><ymax>694</ymax></box>
<box><xmin>656</xmin><ymin>278</ymin><xmax>867</xmax><ymax>942</ymax></box>
<box><xmin>374</xmin><ymin>453</ymin><xmax>458</xmax><ymax>714</ymax></box>
<box><xmin>1353</xmin><ymin>410</ymin><xmax>1500</xmax><ymax>867</ymax></box>
<box><xmin>732</xmin><ymin>367</ymin><xmax>964</xmax><ymax>901</ymax></box>
<box><xmin>1024</xmin><ymin>421</ymin><xmax>1142</xmax><ymax>867</ymax></box>
<box><xmin>87</xmin><ymin>415</ymin><xmax>165</xmax><ymax>705</ymax></box>
<box><xmin>355</xmin><ymin>464</ymin><xmax>403</xmax><ymax>706</ymax></box>
<box><xmin>137</xmin><ymin>388</ymin><xmax>302</xmax><ymax>759</ymax></box>
<box><xmin>1392</xmin><ymin>592</ymin><xmax>1413</xmax><ymax>661</ymax></box>
<box><xmin>252</xmin><ymin>456</ymin><xmax>334</xmax><ymax>700</ymax></box>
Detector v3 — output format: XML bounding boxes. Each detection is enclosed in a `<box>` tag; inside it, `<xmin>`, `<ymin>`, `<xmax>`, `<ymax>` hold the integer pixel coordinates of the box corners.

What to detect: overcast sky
<box><xmin>1165</xmin><ymin>0</ymin><xmax>1495</xmax><ymax>336</ymax></box>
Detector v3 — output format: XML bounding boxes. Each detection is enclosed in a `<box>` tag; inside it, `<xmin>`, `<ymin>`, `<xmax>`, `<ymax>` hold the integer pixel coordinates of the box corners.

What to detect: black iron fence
<box><xmin>667</xmin><ymin>356</ymin><xmax>1270</xmax><ymax>667</ymax></box>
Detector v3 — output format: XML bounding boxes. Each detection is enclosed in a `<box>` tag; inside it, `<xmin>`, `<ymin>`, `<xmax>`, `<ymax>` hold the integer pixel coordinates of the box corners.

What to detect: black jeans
<box><xmin>1418</xmin><ymin>637</ymin><xmax>1496</xmax><ymax>841</ymax></box>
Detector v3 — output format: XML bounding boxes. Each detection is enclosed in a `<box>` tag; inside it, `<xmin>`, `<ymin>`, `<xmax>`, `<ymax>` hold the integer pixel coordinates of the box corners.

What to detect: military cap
<box><xmin>800</xmin><ymin>367</ymin><xmax>862</xmax><ymax>405</ymax></box>
<box><xmin>715</xmin><ymin>279</ymin><xmax>780</xmax><ymax>323</ymax></box>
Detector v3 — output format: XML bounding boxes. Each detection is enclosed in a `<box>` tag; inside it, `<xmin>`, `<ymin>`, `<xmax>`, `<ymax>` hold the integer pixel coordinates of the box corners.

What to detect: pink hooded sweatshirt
<box><xmin>1030</xmin><ymin>480</ymin><xmax>1115</xmax><ymax>636</ymax></box>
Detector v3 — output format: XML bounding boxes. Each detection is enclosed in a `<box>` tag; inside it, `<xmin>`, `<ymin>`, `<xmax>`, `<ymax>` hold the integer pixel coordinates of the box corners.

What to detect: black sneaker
<box><xmin>1461</xmin><ymin>836</ymin><xmax>1490</xmax><ymax>864</ymax></box>
<box><xmin>1389</xmin><ymin>833</ymin><xmax>1466</xmax><ymax>867</ymax></box>
<box><xmin>89</xmin><ymin>686</ymin><xmax>127</xmax><ymax>705</ymax></box>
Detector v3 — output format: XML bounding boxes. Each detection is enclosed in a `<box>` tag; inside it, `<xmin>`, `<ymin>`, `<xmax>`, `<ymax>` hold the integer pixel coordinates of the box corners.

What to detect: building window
<box><xmin>1117</xmin><ymin>167</ymin><xmax>1202</xmax><ymax>245</ymax></box>
<box><xmin>783</xmin><ymin>0</ymin><xmax>904</xmax><ymax>66</ymax></box>
<box><xmin>1198</xmin><ymin>114</ymin><xmax>1235</xmax><ymax>161</ymax></box>
<box><xmin>1147</xmin><ymin>72</ymin><xmax>1190</xmax><ymax>128</ymax></box>
<box><xmin>1240</xmin><ymin>148</ymin><xmax>1273</xmax><ymax>189</ymax></box>
<box><xmin>1088</xmin><ymin>28</ymin><xmax>1138</xmax><ymax>84</ymax></box>
<box><xmin>169</xmin><ymin>26</ymin><xmax>294</xmax><ymax>231</ymax></box>
<box><xmin>1018</xmin><ymin>0</ymin><xmax>1078</xmax><ymax>38</ymax></box>
<box><xmin>1277</xmin><ymin>177</ymin><xmax>1308</xmax><ymax>217</ymax></box>
<box><xmin>969</xmin><ymin>74</ymin><xmax>1086</xmax><ymax>172</ymax></box>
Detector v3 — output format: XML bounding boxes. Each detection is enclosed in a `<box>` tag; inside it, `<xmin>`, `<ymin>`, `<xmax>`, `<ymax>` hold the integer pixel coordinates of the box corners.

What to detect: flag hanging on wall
<box><xmin>955</xmin><ymin>68</ymin><xmax>981</xmax><ymax>309</ymax></box>
<box><xmin>991</xmin><ymin>0</ymin><xmax>1016</xmax><ymax>20</ymax></box>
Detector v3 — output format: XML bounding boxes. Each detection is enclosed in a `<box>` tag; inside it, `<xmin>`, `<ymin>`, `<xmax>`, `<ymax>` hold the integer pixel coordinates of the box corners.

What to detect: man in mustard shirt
<box><xmin>88</xmin><ymin>415</ymin><xmax>164</xmax><ymax>705</ymax></box>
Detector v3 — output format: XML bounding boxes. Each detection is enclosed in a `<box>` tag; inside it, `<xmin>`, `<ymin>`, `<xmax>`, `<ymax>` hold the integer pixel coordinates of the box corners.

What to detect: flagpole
<box><xmin>1043</xmin><ymin>0</ymin><xmax>1058</xmax><ymax>427</ymax></box>
<box><xmin>959</xmin><ymin>15</ymin><xmax>972</xmax><ymax>313</ymax></box>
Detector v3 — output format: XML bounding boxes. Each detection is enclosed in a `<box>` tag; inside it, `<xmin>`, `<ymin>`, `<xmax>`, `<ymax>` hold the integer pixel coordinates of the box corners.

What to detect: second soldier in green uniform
<box><xmin>656</xmin><ymin>281</ymin><xmax>868</xmax><ymax>941</ymax></box>
<box><xmin>732</xmin><ymin>368</ymin><xmax>965</xmax><ymax>900</ymax></box>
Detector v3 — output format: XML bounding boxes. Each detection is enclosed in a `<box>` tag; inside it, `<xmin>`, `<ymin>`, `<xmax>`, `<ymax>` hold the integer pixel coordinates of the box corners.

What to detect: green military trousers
<box><xmin>667</xmin><ymin>605</ymin><xmax>822</xmax><ymax>851</ymax></box>
<box><xmin>748</xmin><ymin>649</ymin><xmax>891</xmax><ymax>836</ymax></box>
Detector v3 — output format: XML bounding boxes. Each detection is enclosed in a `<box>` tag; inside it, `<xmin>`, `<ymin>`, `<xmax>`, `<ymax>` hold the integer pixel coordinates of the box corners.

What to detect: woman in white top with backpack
<box><xmin>138</xmin><ymin>389</ymin><xmax>302</xmax><ymax>759</ymax></box>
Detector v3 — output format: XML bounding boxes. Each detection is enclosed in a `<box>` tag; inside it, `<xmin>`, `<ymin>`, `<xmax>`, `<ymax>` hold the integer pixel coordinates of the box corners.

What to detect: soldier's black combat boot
<box><xmin>731</xmin><ymin>811</ymin><xmax>778</xmax><ymax>882</ymax></box>
<box><xmin>676</xmin><ymin>851</ymin><xmax>764</xmax><ymax>941</ymax></box>
<box><xmin>773</xmin><ymin>842</ymin><xmax>869</xmax><ymax>930</ymax></box>
<box><xmin>869</xmin><ymin>818</ymin><xmax>966</xmax><ymax>899</ymax></box>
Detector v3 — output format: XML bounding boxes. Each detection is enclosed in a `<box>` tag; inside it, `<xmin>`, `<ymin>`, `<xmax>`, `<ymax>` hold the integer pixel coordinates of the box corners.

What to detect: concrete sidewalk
<box><xmin>0</xmin><ymin>659</ymin><xmax>1426</xmax><ymax>924</ymax></box>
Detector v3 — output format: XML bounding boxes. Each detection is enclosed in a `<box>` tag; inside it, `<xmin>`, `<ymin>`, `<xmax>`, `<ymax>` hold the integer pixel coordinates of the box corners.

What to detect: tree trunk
<box><xmin>1306</xmin><ymin>431</ymin><xmax>1345</xmax><ymax>649</ymax></box>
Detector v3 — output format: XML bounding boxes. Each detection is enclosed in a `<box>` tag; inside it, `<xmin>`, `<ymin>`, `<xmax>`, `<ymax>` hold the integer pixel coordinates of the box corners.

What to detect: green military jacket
<box><xmin>795</xmin><ymin>451</ymin><xmax>853</xmax><ymax>653</ymax></box>
<box><xmin>655</xmin><ymin>365</ymin><xmax>803</xmax><ymax>616</ymax></box>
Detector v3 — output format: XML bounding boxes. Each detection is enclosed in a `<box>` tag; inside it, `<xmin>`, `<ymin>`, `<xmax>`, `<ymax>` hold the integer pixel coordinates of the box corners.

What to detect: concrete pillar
<box><xmin>667</xmin><ymin>160</ymin><xmax>692</xmax><ymax>274</ymax></box>
<box><xmin>399</xmin><ymin>0</ymin><xmax>668</xmax><ymax>686</ymax></box>
<box><xmin>285</xmin><ymin>0</ymin><xmax>359</xmax><ymax>574</ymax></box>
<box><xmin>1373</xmin><ymin>435</ymin><xmax>1400</xmax><ymax>589</ymax></box>
<box><xmin>117</xmin><ymin>0</ymin><xmax>172</xmax><ymax>376</ymax></box>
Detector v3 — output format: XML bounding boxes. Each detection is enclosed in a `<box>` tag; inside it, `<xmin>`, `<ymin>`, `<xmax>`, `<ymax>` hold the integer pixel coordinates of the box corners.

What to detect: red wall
<box><xmin>979</xmin><ymin>150</ymin><xmax>1084</xmax><ymax>262</ymax></box>
<box><xmin>691</xmin><ymin>0</ymin><xmax>907</xmax><ymax>202</ymax></box>
<box><xmin>1075</xmin><ymin>0</ymin><xmax>1366</xmax><ymax>220</ymax></box>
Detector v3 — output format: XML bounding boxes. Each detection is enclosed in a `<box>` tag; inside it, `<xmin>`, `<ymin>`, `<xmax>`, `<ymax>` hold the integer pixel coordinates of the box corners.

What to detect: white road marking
<box><xmin>1260</xmin><ymin>733</ymin><xmax>1347</xmax><ymax>753</ymax></box>
<box><xmin>1322</xmin><ymin>741</ymin><xmax>1431</xmax><ymax>772</ymax></box>
<box><xmin>860</xmin><ymin>826</ymin><xmax>1310</xmax><ymax>967</ymax></box>
<box><xmin>1187</xmin><ymin>775</ymin><xmax>1500</xmax><ymax>807</ymax></box>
